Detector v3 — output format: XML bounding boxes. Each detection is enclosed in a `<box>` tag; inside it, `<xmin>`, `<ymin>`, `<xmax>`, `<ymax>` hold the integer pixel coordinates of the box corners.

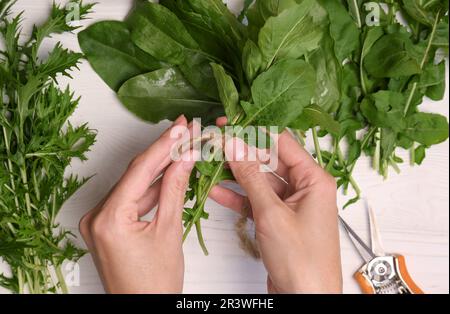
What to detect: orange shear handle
<box><xmin>354</xmin><ymin>272</ymin><xmax>375</xmax><ymax>294</ymax></box>
<box><xmin>395</xmin><ymin>255</ymin><xmax>424</xmax><ymax>294</ymax></box>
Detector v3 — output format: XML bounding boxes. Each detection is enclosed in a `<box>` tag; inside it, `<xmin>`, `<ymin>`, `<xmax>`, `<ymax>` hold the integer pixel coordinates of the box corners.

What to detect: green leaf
<box><xmin>78</xmin><ymin>21</ymin><xmax>161</xmax><ymax>91</ymax></box>
<box><xmin>364</xmin><ymin>33</ymin><xmax>422</xmax><ymax>78</ymax></box>
<box><xmin>360</xmin><ymin>26</ymin><xmax>384</xmax><ymax>92</ymax></box>
<box><xmin>433</xmin><ymin>16</ymin><xmax>449</xmax><ymax>49</ymax></box>
<box><xmin>245</xmin><ymin>59</ymin><xmax>316</xmax><ymax>129</ymax></box>
<box><xmin>420</xmin><ymin>61</ymin><xmax>446</xmax><ymax>101</ymax></box>
<box><xmin>242</xmin><ymin>39</ymin><xmax>263</xmax><ymax>83</ymax></box>
<box><xmin>117</xmin><ymin>67</ymin><xmax>223</xmax><ymax>123</ymax></box>
<box><xmin>160</xmin><ymin>0</ymin><xmax>234</xmax><ymax>64</ymax></box>
<box><xmin>253</xmin><ymin>0</ymin><xmax>298</xmax><ymax>20</ymax></box>
<box><xmin>127</xmin><ymin>2</ymin><xmax>199</xmax><ymax>65</ymax></box>
<box><xmin>380</xmin><ymin>128</ymin><xmax>397</xmax><ymax>162</ymax></box>
<box><xmin>246</xmin><ymin>0</ymin><xmax>303</xmax><ymax>41</ymax></box>
<box><xmin>345</xmin><ymin>0</ymin><xmax>363</xmax><ymax>28</ymax></box>
<box><xmin>196</xmin><ymin>161</ymin><xmax>234</xmax><ymax>182</ymax></box>
<box><xmin>347</xmin><ymin>140</ymin><xmax>361</xmax><ymax>165</ymax></box>
<box><xmin>290</xmin><ymin>104</ymin><xmax>340</xmax><ymax>136</ymax></box>
<box><xmin>308</xmin><ymin>35</ymin><xmax>341</xmax><ymax>113</ymax></box>
<box><xmin>257</xmin><ymin>0</ymin><xmax>324</xmax><ymax>68</ymax></box>
<box><xmin>401</xmin><ymin>0</ymin><xmax>447</xmax><ymax>26</ymax></box>
<box><xmin>38</xmin><ymin>43</ymin><xmax>82</xmax><ymax>79</ymax></box>
<box><xmin>414</xmin><ymin>145</ymin><xmax>426</xmax><ymax>165</ymax></box>
<box><xmin>360</xmin><ymin>91</ymin><xmax>406</xmax><ymax>132</ymax></box>
<box><xmin>184</xmin><ymin>0</ymin><xmax>246</xmax><ymax>43</ymax></box>
<box><xmin>319</xmin><ymin>0</ymin><xmax>360</xmax><ymax>62</ymax></box>
<box><xmin>177</xmin><ymin>0</ymin><xmax>246</xmax><ymax>59</ymax></box>
<box><xmin>210</xmin><ymin>63</ymin><xmax>239</xmax><ymax>120</ymax></box>
<box><xmin>178</xmin><ymin>51</ymin><xmax>220</xmax><ymax>100</ymax></box>
<box><xmin>404</xmin><ymin>112</ymin><xmax>449</xmax><ymax>146</ymax></box>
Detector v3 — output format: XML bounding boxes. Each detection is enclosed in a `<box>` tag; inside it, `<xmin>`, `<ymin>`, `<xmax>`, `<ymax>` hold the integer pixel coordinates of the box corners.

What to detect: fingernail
<box><xmin>173</xmin><ymin>115</ymin><xmax>186</xmax><ymax>126</ymax></box>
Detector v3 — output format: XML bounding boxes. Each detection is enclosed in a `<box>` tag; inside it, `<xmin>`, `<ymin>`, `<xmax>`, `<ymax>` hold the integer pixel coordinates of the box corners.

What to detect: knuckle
<box><xmin>90</xmin><ymin>214</ymin><xmax>111</xmax><ymax>240</ymax></box>
<box><xmin>313</xmin><ymin>168</ymin><xmax>337</xmax><ymax>191</ymax></box>
<box><xmin>172</xmin><ymin>176</ymin><xmax>188</xmax><ymax>194</ymax></box>
<box><xmin>235</xmin><ymin>163</ymin><xmax>259</xmax><ymax>185</ymax></box>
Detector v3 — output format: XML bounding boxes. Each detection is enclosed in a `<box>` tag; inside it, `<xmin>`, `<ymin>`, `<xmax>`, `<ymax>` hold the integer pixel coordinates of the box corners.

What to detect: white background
<box><xmin>1</xmin><ymin>0</ymin><xmax>448</xmax><ymax>294</ymax></box>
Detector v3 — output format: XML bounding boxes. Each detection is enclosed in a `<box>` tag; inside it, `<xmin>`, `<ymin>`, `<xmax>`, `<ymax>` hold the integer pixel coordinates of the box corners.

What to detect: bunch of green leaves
<box><xmin>78</xmin><ymin>0</ymin><xmax>449</xmax><ymax>254</ymax></box>
<box><xmin>0</xmin><ymin>0</ymin><xmax>95</xmax><ymax>293</ymax></box>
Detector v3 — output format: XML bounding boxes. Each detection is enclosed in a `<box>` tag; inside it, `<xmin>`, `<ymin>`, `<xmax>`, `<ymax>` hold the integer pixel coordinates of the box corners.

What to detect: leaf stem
<box><xmin>183</xmin><ymin>161</ymin><xmax>225</xmax><ymax>242</ymax></box>
<box><xmin>350</xmin><ymin>0</ymin><xmax>363</xmax><ymax>28</ymax></box>
<box><xmin>293</xmin><ymin>129</ymin><xmax>306</xmax><ymax>146</ymax></box>
<box><xmin>312</xmin><ymin>127</ymin><xmax>324</xmax><ymax>168</ymax></box>
<box><xmin>195</xmin><ymin>221</ymin><xmax>209</xmax><ymax>256</ymax></box>
<box><xmin>373</xmin><ymin>128</ymin><xmax>381</xmax><ymax>173</ymax></box>
<box><xmin>336</xmin><ymin>145</ymin><xmax>361</xmax><ymax>197</ymax></box>
<box><xmin>404</xmin><ymin>11</ymin><xmax>441</xmax><ymax>117</ymax></box>
<box><xmin>55</xmin><ymin>264</ymin><xmax>69</xmax><ymax>294</ymax></box>
<box><xmin>410</xmin><ymin>143</ymin><xmax>416</xmax><ymax>166</ymax></box>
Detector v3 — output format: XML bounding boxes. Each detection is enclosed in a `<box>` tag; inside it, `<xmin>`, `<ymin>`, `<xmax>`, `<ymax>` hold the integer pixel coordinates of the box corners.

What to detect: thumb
<box><xmin>157</xmin><ymin>152</ymin><xmax>196</xmax><ymax>228</ymax></box>
<box><xmin>224</xmin><ymin>138</ymin><xmax>282</xmax><ymax>217</ymax></box>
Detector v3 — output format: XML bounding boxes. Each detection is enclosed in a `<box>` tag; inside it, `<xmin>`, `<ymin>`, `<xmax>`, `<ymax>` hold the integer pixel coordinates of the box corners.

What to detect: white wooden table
<box><xmin>1</xmin><ymin>0</ymin><xmax>448</xmax><ymax>294</ymax></box>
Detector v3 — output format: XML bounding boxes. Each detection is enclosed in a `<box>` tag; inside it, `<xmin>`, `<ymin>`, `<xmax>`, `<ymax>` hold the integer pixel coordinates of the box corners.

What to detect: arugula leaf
<box><xmin>117</xmin><ymin>67</ymin><xmax>222</xmax><ymax>123</ymax></box>
<box><xmin>432</xmin><ymin>16</ymin><xmax>449</xmax><ymax>50</ymax></box>
<box><xmin>401</xmin><ymin>0</ymin><xmax>448</xmax><ymax>26</ymax></box>
<box><xmin>420</xmin><ymin>61</ymin><xmax>446</xmax><ymax>101</ymax></box>
<box><xmin>242</xmin><ymin>39</ymin><xmax>263</xmax><ymax>83</ymax></box>
<box><xmin>78</xmin><ymin>21</ymin><xmax>161</xmax><ymax>91</ymax></box>
<box><xmin>211</xmin><ymin>63</ymin><xmax>240</xmax><ymax>120</ymax></box>
<box><xmin>290</xmin><ymin>104</ymin><xmax>340</xmax><ymax>136</ymax></box>
<box><xmin>308</xmin><ymin>35</ymin><xmax>341</xmax><ymax>113</ymax></box>
<box><xmin>404</xmin><ymin>112</ymin><xmax>449</xmax><ymax>146</ymax></box>
<box><xmin>364</xmin><ymin>33</ymin><xmax>422</xmax><ymax>78</ymax></box>
<box><xmin>319</xmin><ymin>0</ymin><xmax>360</xmax><ymax>62</ymax></box>
<box><xmin>414</xmin><ymin>145</ymin><xmax>426</xmax><ymax>165</ymax></box>
<box><xmin>245</xmin><ymin>59</ymin><xmax>316</xmax><ymax>129</ymax></box>
<box><xmin>360</xmin><ymin>91</ymin><xmax>407</xmax><ymax>132</ymax></box>
<box><xmin>257</xmin><ymin>0</ymin><xmax>324</xmax><ymax>68</ymax></box>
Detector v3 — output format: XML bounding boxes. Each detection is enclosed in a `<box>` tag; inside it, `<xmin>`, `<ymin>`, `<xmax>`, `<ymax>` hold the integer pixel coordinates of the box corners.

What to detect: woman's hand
<box><xmin>79</xmin><ymin>115</ymin><xmax>194</xmax><ymax>294</ymax></box>
<box><xmin>210</xmin><ymin>129</ymin><xmax>343</xmax><ymax>294</ymax></box>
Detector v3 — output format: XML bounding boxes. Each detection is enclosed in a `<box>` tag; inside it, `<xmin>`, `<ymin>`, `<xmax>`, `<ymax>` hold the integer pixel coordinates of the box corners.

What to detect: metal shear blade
<box><xmin>339</xmin><ymin>199</ymin><xmax>386</xmax><ymax>263</ymax></box>
<box><xmin>339</xmin><ymin>215</ymin><xmax>375</xmax><ymax>263</ymax></box>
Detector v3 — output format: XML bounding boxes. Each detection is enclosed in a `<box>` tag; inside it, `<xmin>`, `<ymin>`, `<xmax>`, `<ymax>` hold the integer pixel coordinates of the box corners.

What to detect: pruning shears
<box><xmin>339</xmin><ymin>203</ymin><xmax>424</xmax><ymax>294</ymax></box>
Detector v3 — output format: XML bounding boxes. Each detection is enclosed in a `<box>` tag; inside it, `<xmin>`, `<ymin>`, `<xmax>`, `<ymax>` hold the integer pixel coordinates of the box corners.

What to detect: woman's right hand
<box><xmin>210</xmin><ymin>130</ymin><xmax>343</xmax><ymax>293</ymax></box>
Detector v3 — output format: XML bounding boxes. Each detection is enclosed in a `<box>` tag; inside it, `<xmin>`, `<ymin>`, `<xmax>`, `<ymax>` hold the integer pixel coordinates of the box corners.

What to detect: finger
<box><xmin>136</xmin><ymin>179</ymin><xmax>162</xmax><ymax>217</ymax></box>
<box><xmin>209</xmin><ymin>185</ymin><xmax>246</xmax><ymax>213</ymax></box>
<box><xmin>216</xmin><ymin>116</ymin><xmax>228</xmax><ymax>127</ymax></box>
<box><xmin>225</xmin><ymin>138</ymin><xmax>284</xmax><ymax>217</ymax></box>
<box><xmin>277</xmin><ymin>131</ymin><xmax>322</xmax><ymax>187</ymax></box>
<box><xmin>113</xmin><ymin>115</ymin><xmax>188</xmax><ymax>203</ymax></box>
<box><xmin>278</xmin><ymin>131</ymin><xmax>318</xmax><ymax>169</ymax></box>
<box><xmin>156</xmin><ymin>153</ymin><xmax>196</xmax><ymax>227</ymax></box>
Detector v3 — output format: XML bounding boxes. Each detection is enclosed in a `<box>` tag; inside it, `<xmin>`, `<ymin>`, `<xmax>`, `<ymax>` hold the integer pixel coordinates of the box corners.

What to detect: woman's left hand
<box><xmin>79</xmin><ymin>115</ymin><xmax>194</xmax><ymax>293</ymax></box>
